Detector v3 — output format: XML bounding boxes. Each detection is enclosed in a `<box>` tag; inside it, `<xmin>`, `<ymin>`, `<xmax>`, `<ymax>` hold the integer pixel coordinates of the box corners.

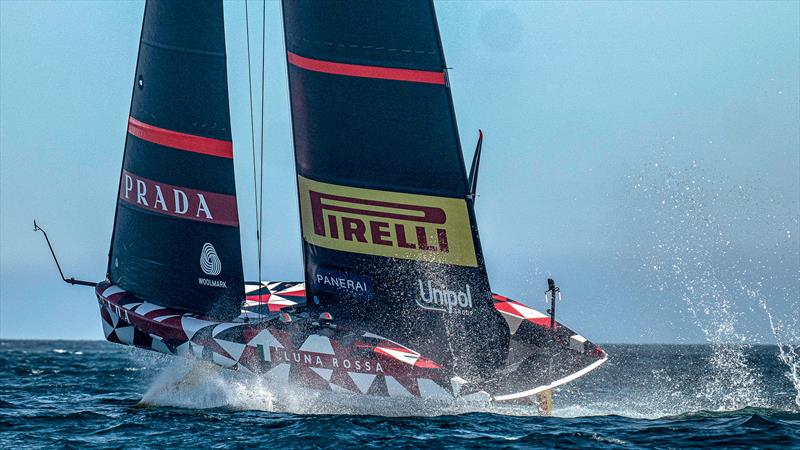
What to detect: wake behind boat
<box><xmin>37</xmin><ymin>0</ymin><xmax>606</xmax><ymax>412</ymax></box>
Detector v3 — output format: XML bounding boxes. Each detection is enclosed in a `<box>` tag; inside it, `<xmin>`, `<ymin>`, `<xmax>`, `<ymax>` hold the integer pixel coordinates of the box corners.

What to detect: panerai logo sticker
<box><xmin>313</xmin><ymin>267</ymin><xmax>371</xmax><ymax>299</ymax></box>
<box><xmin>416</xmin><ymin>280</ymin><xmax>473</xmax><ymax>315</ymax></box>
<box><xmin>198</xmin><ymin>243</ymin><xmax>226</xmax><ymax>288</ymax></box>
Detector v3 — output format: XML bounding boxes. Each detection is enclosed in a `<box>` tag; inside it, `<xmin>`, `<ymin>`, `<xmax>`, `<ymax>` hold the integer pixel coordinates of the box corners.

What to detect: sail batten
<box><xmin>140</xmin><ymin>39</ymin><xmax>227</xmax><ymax>58</ymax></box>
<box><xmin>108</xmin><ymin>0</ymin><xmax>244</xmax><ymax>319</ymax></box>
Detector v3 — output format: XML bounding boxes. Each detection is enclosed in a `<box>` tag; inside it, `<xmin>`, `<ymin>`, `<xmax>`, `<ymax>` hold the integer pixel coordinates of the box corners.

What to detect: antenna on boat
<box><xmin>467</xmin><ymin>129</ymin><xmax>483</xmax><ymax>201</ymax></box>
<box><xmin>33</xmin><ymin>220</ymin><xmax>97</xmax><ymax>287</ymax></box>
<box><xmin>545</xmin><ymin>278</ymin><xmax>560</xmax><ymax>338</ymax></box>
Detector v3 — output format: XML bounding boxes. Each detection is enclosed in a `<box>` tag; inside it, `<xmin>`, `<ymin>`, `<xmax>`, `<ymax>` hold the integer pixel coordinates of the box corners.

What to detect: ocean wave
<box><xmin>1</xmin><ymin>340</ymin><xmax>799</xmax><ymax>448</ymax></box>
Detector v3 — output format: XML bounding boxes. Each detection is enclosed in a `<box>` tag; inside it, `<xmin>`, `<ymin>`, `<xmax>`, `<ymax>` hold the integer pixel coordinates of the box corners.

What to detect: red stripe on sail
<box><xmin>127</xmin><ymin>117</ymin><xmax>233</xmax><ymax>159</ymax></box>
<box><xmin>287</xmin><ymin>52</ymin><xmax>445</xmax><ymax>85</ymax></box>
<box><xmin>118</xmin><ymin>170</ymin><xmax>239</xmax><ymax>227</ymax></box>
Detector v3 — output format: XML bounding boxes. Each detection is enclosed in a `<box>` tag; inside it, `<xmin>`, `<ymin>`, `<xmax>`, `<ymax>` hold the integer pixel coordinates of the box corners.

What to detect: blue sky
<box><xmin>1</xmin><ymin>1</ymin><xmax>798</xmax><ymax>343</ymax></box>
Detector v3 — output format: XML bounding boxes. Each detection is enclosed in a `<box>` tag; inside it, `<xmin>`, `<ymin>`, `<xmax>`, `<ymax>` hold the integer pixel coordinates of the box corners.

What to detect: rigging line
<box><xmin>257</xmin><ymin>0</ymin><xmax>267</xmax><ymax>319</ymax></box>
<box><xmin>245</xmin><ymin>0</ymin><xmax>263</xmax><ymax>316</ymax></box>
<box><xmin>244</xmin><ymin>1</ymin><xmax>259</xmax><ymax>234</ymax></box>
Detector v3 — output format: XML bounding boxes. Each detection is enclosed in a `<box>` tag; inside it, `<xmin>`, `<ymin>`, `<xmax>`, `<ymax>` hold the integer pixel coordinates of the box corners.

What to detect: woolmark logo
<box><xmin>200</xmin><ymin>243</ymin><xmax>222</xmax><ymax>276</ymax></box>
<box><xmin>416</xmin><ymin>280</ymin><xmax>474</xmax><ymax>315</ymax></box>
<box><xmin>298</xmin><ymin>176</ymin><xmax>478</xmax><ymax>267</ymax></box>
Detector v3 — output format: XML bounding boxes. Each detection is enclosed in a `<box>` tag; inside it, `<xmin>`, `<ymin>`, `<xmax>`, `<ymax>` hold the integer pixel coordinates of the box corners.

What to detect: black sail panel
<box><xmin>282</xmin><ymin>0</ymin><xmax>509</xmax><ymax>376</ymax></box>
<box><xmin>108</xmin><ymin>0</ymin><xmax>244</xmax><ymax>319</ymax></box>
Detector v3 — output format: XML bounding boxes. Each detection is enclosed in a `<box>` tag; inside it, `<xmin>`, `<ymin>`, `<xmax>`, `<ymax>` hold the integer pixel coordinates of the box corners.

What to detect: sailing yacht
<box><xmin>41</xmin><ymin>0</ymin><xmax>607</xmax><ymax>409</ymax></box>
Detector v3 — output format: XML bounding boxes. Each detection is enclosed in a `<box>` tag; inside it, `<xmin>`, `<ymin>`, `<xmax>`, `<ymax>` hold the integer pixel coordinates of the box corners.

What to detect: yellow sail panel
<box><xmin>298</xmin><ymin>175</ymin><xmax>477</xmax><ymax>267</ymax></box>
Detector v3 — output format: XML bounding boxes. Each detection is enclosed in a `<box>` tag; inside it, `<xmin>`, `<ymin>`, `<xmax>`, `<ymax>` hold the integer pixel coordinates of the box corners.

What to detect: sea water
<box><xmin>3</xmin><ymin>143</ymin><xmax>798</xmax><ymax>448</ymax></box>
<box><xmin>1</xmin><ymin>340</ymin><xmax>798</xmax><ymax>448</ymax></box>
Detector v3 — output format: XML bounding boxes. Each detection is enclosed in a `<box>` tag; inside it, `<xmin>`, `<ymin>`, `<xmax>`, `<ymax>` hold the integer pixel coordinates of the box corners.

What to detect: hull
<box><xmin>96</xmin><ymin>281</ymin><xmax>606</xmax><ymax>402</ymax></box>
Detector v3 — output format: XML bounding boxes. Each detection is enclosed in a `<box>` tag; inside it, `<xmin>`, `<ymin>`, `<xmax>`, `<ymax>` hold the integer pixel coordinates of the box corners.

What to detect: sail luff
<box><xmin>107</xmin><ymin>2</ymin><xmax>148</xmax><ymax>280</ymax></box>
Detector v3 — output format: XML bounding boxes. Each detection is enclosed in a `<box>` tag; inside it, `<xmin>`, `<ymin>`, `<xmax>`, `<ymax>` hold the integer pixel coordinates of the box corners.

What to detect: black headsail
<box><xmin>282</xmin><ymin>0</ymin><xmax>509</xmax><ymax>377</ymax></box>
<box><xmin>108</xmin><ymin>0</ymin><xmax>244</xmax><ymax>319</ymax></box>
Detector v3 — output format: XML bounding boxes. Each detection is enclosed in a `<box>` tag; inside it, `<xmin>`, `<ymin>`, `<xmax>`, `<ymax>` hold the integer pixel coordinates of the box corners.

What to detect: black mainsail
<box><xmin>108</xmin><ymin>0</ymin><xmax>244</xmax><ymax>319</ymax></box>
<box><xmin>282</xmin><ymin>0</ymin><xmax>509</xmax><ymax>376</ymax></box>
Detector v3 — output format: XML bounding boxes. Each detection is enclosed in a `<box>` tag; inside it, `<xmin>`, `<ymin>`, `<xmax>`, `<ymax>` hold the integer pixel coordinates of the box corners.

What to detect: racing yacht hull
<box><xmin>96</xmin><ymin>280</ymin><xmax>607</xmax><ymax>404</ymax></box>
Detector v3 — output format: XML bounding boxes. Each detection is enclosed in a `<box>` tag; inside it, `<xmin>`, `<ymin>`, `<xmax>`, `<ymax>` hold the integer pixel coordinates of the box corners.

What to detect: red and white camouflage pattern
<box><xmin>96</xmin><ymin>280</ymin><xmax>606</xmax><ymax>402</ymax></box>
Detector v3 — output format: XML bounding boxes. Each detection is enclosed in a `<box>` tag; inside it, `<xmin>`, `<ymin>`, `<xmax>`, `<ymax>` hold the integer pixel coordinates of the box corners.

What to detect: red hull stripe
<box><xmin>287</xmin><ymin>52</ymin><xmax>446</xmax><ymax>85</ymax></box>
<box><xmin>127</xmin><ymin>117</ymin><xmax>233</xmax><ymax>159</ymax></box>
<box><xmin>245</xmin><ymin>294</ymin><xmax>272</xmax><ymax>303</ymax></box>
<box><xmin>281</xmin><ymin>289</ymin><xmax>306</xmax><ymax>297</ymax></box>
<box><xmin>494</xmin><ymin>301</ymin><xmax>555</xmax><ymax>329</ymax></box>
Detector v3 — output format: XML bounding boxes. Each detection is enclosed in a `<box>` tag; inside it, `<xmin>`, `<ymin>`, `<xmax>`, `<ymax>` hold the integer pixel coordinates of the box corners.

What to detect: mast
<box><xmin>282</xmin><ymin>0</ymin><xmax>509</xmax><ymax>377</ymax></box>
<box><xmin>107</xmin><ymin>0</ymin><xmax>244</xmax><ymax>319</ymax></box>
